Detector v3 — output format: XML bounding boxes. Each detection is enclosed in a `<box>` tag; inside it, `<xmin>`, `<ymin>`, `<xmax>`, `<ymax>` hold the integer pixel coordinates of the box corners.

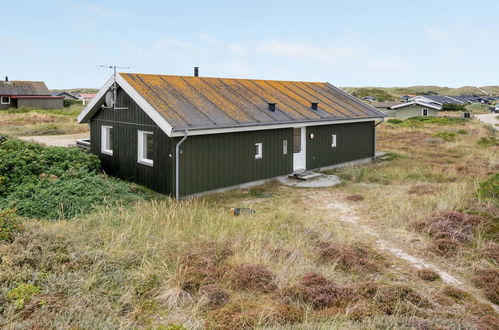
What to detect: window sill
<box><xmin>102</xmin><ymin>149</ymin><xmax>113</xmax><ymax>156</ymax></box>
<box><xmin>138</xmin><ymin>159</ymin><xmax>154</xmax><ymax>167</ymax></box>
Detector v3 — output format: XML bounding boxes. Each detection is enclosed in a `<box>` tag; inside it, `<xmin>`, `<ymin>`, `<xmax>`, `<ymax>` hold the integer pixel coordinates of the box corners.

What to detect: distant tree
<box><xmin>441</xmin><ymin>103</ymin><xmax>466</xmax><ymax>111</ymax></box>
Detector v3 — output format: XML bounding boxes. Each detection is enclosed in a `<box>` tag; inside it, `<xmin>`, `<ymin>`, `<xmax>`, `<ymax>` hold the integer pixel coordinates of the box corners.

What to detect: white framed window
<box><xmin>331</xmin><ymin>134</ymin><xmax>337</xmax><ymax>148</ymax></box>
<box><xmin>1</xmin><ymin>96</ymin><xmax>10</xmax><ymax>104</ymax></box>
<box><xmin>255</xmin><ymin>142</ymin><xmax>263</xmax><ymax>159</ymax></box>
<box><xmin>138</xmin><ymin>130</ymin><xmax>154</xmax><ymax>166</ymax></box>
<box><xmin>422</xmin><ymin>108</ymin><xmax>428</xmax><ymax>116</ymax></box>
<box><xmin>282</xmin><ymin>140</ymin><xmax>288</xmax><ymax>155</ymax></box>
<box><xmin>101</xmin><ymin>126</ymin><xmax>113</xmax><ymax>155</ymax></box>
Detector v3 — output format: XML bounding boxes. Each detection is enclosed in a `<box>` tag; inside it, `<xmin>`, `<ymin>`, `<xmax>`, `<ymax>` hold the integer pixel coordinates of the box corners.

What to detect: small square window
<box><xmin>282</xmin><ymin>140</ymin><xmax>288</xmax><ymax>155</ymax></box>
<box><xmin>138</xmin><ymin>131</ymin><xmax>154</xmax><ymax>166</ymax></box>
<box><xmin>101</xmin><ymin>126</ymin><xmax>113</xmax><ymax>155</ymax></box>
<box><xmin>331</xmin><ymin>134</ymin><xmax>337</xmax><ymax>148</ymax></box>
<box><xmin>255</xmin><ymin>142</ymin><xmax>262</xmax><ymax>159</ymax></box>
<box><xmin>1</xmin><ymin>96</ymin><xmax>10</xmax><ymax>104</ymax></box>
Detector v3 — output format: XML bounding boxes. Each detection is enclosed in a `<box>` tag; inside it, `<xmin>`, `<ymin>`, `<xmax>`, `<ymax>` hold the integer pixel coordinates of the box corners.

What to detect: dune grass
<box><xmin>0</xmin><ymin>116</ymin><xmax>497</xmax><ymax>328</ymax></box>
<box><xmin>0</xmin><ymin>104</ymin><xmax>86</xmax><ymax>136</ymax></box>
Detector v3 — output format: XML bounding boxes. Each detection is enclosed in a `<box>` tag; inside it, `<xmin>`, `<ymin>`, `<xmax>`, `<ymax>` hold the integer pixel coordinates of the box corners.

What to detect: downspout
<box><xmin>373</xmin><ymin>117</ymin><xmax>384</xmax><ymax>159</ymax></box>
<box><xmin>175</xmin><ymin>130</ymin><xmax>189</xmax><ymax>200</ymax></box>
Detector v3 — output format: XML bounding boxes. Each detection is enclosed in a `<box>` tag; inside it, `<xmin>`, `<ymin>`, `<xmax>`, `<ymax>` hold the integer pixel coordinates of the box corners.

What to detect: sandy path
<box><xmin>19</xmin><ymin>132</ymin><xmax>89</xmax><ymax>147</ymax></box>
<box><xmin>475</xmin><ymin>113</ymin><xmax>499</xmax><ymax>130</ymax></box>
<box><xmin>307</xmin><ymin>191</ymin><xmax>499</xmax><ymax>313</ymax></box>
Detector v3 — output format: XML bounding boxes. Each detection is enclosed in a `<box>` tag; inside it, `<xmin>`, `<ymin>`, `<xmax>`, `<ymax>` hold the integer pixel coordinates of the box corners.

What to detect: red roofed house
<box><xmin>0</xmin><ymin>76</ymin><xmax>63</xmax><ymax>110</ymax></box>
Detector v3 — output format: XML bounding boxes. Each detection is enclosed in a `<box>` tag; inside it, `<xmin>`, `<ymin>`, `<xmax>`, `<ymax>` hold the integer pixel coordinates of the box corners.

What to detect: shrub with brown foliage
<box><xmin>345</xmin><ymin>194</ymin><xmax>364</xmax><ymax>202</ymax></box>
<box><xmin>198</xmin><ymin>284</ymin><xmax>230</xmax><ymax>309</ymax></box>
<box><xmin>483</xmin><ymin>242</ymin><xmax>499</xmax><ymax>262</ymax></box>
<box><xmin>473</xmin><ymin>268</ymin><xmax>499</xmax><ymax>304</ymax></box>
<box><xmin>205</xmin><ymin>304</ymin><xmax>255</xmax><ymax>330</ymax></box>
<box><xmin>285</xmin><ymin>272</ymin><xmax>355</xmax><ymax>310</ymax></box>
<box><xmin>318</xmin><ymin>243</ymin><xmax>384</xmax><ymax>273</ymax></box>
<box><xmin>355</xmin><ymin>282</ymin><xmax>432</xmax><ymax>316</ymax></box>
<box><xmin>417</xmin><ymin>268</ymin><xmax>440</xmax><ymax>281</ymax></box>
<box><xmin>179</xmin><ymin>243</ymin><xmax>232</xmax><ymax>293</ymax></box>
<box><xmin>441</xmin><ymin>285</ymin><xmax>469</xmax><ymax>301</ymax></box>
<box><xmin>412</xmin><ymin>211</ymin><xmax>487</xmax><ymax>255</ymax></box>
<box><xmin>230</xmin><ymin>264</ymin><xmax>276</xmax><ymax>293</ymax></box>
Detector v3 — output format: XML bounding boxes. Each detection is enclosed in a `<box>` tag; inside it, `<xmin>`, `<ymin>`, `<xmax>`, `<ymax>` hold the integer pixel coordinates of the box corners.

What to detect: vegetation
<box><xmin>342</xmin><ymin>85</ymin><xmax>499</xmax><ymax>98</ymax></box>
<box><xmin>442</xmin><ymin>103</ymin><xmax>466</xmax><ymax>111</ymax></box>
<box><xmin>0</xmin><ymin>137</ymin><xmax>149</xmax><ymax>219</ymax></box>
<box><xmin>0</xmin><ymin>114</ymin><xmax>497</xmax><ymax>328</ymax></box>
<box><xmin>0</xmin><ymin>104</ymin><xmax>87</xmax><ymax>136</ymax></box>
<box><xmin>350</xmin><ymin>88</ymin><xmax>396</xmax><ymax>102</ymax></box>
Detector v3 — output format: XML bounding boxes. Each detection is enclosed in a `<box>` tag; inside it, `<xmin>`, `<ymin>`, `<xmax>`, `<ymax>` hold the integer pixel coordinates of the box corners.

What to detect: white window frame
<box><xmin>422</xmin><ymin>108</ymin><xmax>428</xmax><ymax>116</ymax></box>
<box><xmin>1</xmin><ymin>96</ymin><xmax>10</xmax><ymax>104</ymax></box>
<box><xmin>138</xmin><ymin>130</ymin><xmax>154</xmax><ymax>166</ymax></box>
<box><xmin>331</xmin><ymin>134</ymin><xmax>337</xmax><ymax>148</ymax></box>
<box><xmin>282</xmin><ymin>140</ymin><xmax>288</xmax><ymax>155</ymax></box>
<box><xmin>101</xmin><ymin>125</ymin><xmax>113</xmax><ymax>155</ymax></box>
<box><xmin>255</xmin><ymin>142</ymin><xmax>263</xmax><ymax>159</ymax></box>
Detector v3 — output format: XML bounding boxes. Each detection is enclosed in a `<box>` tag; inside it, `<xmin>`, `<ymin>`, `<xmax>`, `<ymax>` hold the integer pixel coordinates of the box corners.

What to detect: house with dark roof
<box><xmin>408</xmin><ymin>95</ymin><xmax>463</xmax><ymax>106</ymax></box>
<box><xmin>78</xmin><ymin>72</ymin><xmax>386</xmax><ymax>198</ymax></box>
<box><xmin>51</xmin><ymin>91</ymin><xmax>79</xmax><ymax>100</ymax></box>
<box><xmin>372</xmin><ymin>101</ymin><xmax>440</xmax><ymax>119</ymax></box>
<box><xmin>0</xmin><ymin>77</ymin><xmax>63</xmax><ymax>110</ymax></box>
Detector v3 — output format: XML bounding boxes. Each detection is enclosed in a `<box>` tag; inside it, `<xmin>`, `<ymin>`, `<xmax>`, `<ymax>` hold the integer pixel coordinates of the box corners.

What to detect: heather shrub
<box><xmin>230</xmin><ymin>264</ymin><xmax>276</xmax><ymax>293</ymax></box>
<box><xmin>473</xmin><ymin>268</ymin><xmax>499</xmax><ymax>304</ymax></box>
<box><xmin>198</xmin><ymin>284</ymin><xmax>230</xmax><ymax>309</ymax></box>
<box><xmin>318</xmin><ymin>243</ymin><xmax>384</xmax><ymax>273</ymax></box>
<box><xmin>416</xmin><ymin>268</ymin><xmax>440</xmax><ymax>281</ymax></box>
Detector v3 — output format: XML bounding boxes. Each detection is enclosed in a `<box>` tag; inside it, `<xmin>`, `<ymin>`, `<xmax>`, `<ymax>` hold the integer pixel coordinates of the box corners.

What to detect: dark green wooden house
<box><xmin>78</xmin><ymin>72</ymin><xmax>385</xmax><ymax>198</ymax></box>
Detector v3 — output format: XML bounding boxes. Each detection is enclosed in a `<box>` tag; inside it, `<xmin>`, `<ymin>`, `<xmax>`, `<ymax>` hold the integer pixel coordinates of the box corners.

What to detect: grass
<box><xmin>0</xmin><ymin>115</ymin><xmax>498</xmax><ymax>328</ymax></box>
<box><xmin>342</xmin><ymin>85</ymin><xmax>499</xmax><ymax>98</ymax></box>
<box><xmin>0</xmin><ymin>105</ymin><xmax>87</xmax><ymax>136</ymax></box>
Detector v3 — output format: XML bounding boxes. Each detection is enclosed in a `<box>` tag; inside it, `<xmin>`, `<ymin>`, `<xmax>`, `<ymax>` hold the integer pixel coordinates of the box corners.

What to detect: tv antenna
<box><xmin>100</xmin><ymin>64</ymin><xmax>130</xmax><ymax>110</ymax></box>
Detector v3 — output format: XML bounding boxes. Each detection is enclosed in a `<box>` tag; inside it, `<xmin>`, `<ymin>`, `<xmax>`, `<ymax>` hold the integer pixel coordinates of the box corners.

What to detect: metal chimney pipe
<box><xmin>194</xmin><ymin>67</ymin><xmax>199</xmax><ymax>77</ymax></box>
<box><xmin>5</xmin><ymin>76</ymin><xmax>8</xmax><ymax>82</ymax></box>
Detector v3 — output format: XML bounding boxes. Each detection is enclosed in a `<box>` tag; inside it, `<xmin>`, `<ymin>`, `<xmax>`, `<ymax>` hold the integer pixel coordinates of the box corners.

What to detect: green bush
<box><xmin>6</xmin><ymin>283</ymin><xmax>41</xmax><ymax>309</ymax></box>
<box><xmin>441</xmin><ymin>103</ymin><xmax>466</xmax><ymax>111</ymax></box>
<box><xmin>387</xmin><ymin>119</ymin><xmax>403</xmax><ymax>124</ymax></box>
<box><xmin>0</xmin><ymin>137</ymin><xmax>149</xmax><ymax>220</ymax></box>
<box><xmin>0</xmin><ymin>137</ymin><xmax>99</xmax><ymax>197</ymax></box>
<box><xmin>394</xmin><ymin>116</ymin><xmax>466</xmax><ymax>128</ymax></box>
<box><xmin>0</xmin><ymin>209</ymin><xmax>22</xmax><ymax>242</ymax></box>
<box><xmin>478</xmin><ymin>173</ymin><xmax>498</xmax><ymax>205</ymax></box>
<box><xmin>477</xmin><ymin>136</ymin><xmax>498</xmax><ymax>147</ymax></box>
<box><xmin>1</xmin><ymin>170</ymin><xmax>147</xmax><ymax>220</ymax></box>
<box><xmin>63</xmin><ymin>99</ymin><xmax>83</xmax><ymax>107</ymax></box>
<box><xmin>433</xmin><ymin>132</ymin><xmax>457</xmax><ymax>142</ymax></box>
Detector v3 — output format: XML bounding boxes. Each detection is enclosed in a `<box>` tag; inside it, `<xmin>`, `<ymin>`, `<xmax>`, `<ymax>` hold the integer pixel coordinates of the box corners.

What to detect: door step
<box><xmin>289</xmin><ymin>170</ymin><xmax>323</xmax><ymax>181</ymax></box>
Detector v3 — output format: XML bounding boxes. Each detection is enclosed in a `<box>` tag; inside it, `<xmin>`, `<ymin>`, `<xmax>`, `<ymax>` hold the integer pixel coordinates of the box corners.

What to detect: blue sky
<box><xmin>1</xmin><ymin>0</ymin><xmax>498</xmax><ymax>89</ymax></box>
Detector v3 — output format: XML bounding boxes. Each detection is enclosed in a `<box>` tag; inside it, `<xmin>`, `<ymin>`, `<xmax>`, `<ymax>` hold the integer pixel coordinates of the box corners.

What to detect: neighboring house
<box><xmin>373</xmin><ymin>101</ymin><xmax>440</xmax><ymax>119</ymax></box>
<box><xmin>0</xmin><ymin>77</ymin><xmax>63</xmax><ymax>110</ymax></box>
<box><xmin>77</xmin><ymin>93</ymin><xmax>97</xmax><ymax>105</ymax></box>
<box><xmin>388</xmin><ymin>101</ymin><xmax>440</xmax><ymax>119</ymax></box>
<box><xmin>78</xmin><ymin>72</ymin><xmax>386</xmax><ymax>199</ymax></box>
<box><xmin>400</xmin><ymin>94</ymin><xmax>417</xmax><ymax>102</ymax></box>
<box><xmin>51</xmin><ymin>91</ymin><xmax>79</xmax><ymax>100</ymax></box>
<box><xmin>362</xmin><ymin>96</ymin><xmax>377</xmax><ymax>102</ymax></box>
<box><xmin>409</xmin><ymin>95</ymin><xmax>463</xmax><ymax>106</ymax></box>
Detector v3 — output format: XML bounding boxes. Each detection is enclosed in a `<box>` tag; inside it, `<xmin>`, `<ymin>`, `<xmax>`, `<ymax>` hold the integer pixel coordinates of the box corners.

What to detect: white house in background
<box><xmin>77</xmin><ymin>93</ymin><xmax>97</xmax><ymax>106</ymax></box>
<box><xmin>373</xmin><ymin>101</ymin><xmax>441</xmax><ymax>119</ymax></box>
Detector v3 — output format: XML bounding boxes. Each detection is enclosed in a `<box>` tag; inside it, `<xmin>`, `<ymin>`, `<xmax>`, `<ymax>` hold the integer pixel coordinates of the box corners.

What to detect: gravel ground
<box><xmin>475</xmin><ymin>113</ymin><xmax>499</xmax><ymax>130</ymax></box>
<box><xmin>19</xmin><ymin>132</ymin><xmax>90</xmax><ymax>147</ymax></box>
<box><xmin>278</xmin><ymin>174</ymin><xmax>341</xmax><ymax>188</ymax></box>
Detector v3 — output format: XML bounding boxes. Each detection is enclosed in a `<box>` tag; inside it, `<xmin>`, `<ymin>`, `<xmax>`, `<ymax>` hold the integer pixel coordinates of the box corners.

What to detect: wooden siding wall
<box><xmin>306</xmin><ymin>121</ymin><xmax>375</xmax><ymax>169</ymax></box>
<box><xmin>17</xmin><ymin>98</ymin><xmax>63</xmax><ymax>109</ymax></box>
<box><xmin>177</xmin><ymin>128</ymin><xmax>293</xmax><ymax>196</ymax></box>
<box><xmin>90</xmin><ymin>87</ymin><xmax>174</xmax><ymax>194</ymax></box>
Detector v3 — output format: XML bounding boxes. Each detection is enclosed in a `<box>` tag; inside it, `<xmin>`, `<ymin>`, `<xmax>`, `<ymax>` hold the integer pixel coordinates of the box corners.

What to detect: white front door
<box><xmin>293</xmin><ymin>127</ymin><xmax>306</xmax><ymax>171</ymax></box>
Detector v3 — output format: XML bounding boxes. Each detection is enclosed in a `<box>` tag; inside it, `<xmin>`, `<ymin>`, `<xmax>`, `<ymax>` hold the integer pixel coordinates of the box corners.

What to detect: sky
<box><xmin>1</xmin><ymin>0</ymin><xmax>498</xmax><ymax>89</ymax></box>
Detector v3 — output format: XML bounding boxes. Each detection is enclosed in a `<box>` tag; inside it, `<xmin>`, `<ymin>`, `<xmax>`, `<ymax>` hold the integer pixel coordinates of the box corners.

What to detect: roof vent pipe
<box><xmin>194</xmin><ymin>67</ymin><xmax>199</xmax><ymax>77</ymax></box>
<box><xmin>311</xmin><ymin>102</ymin><xmax>318</xmax><ymax>110</ymax></box>
<box><xmin>268</xmin><ymin>103</ymin><xmax>276</xmax><ymax>111</ymax></box>
<box><xmin>5</xmin><ymin>76</ymin><xmax>8</xmax><ymax>82</ymax></box>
